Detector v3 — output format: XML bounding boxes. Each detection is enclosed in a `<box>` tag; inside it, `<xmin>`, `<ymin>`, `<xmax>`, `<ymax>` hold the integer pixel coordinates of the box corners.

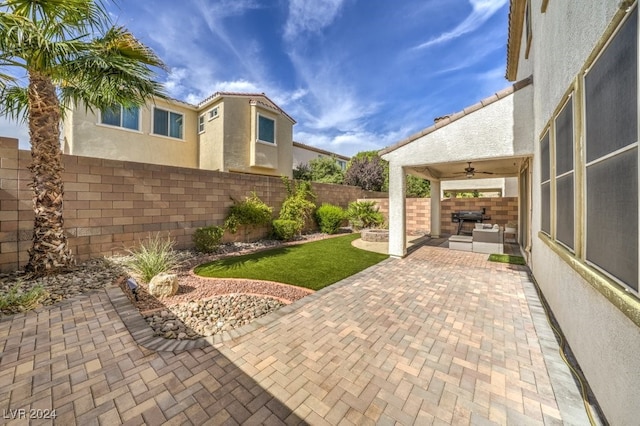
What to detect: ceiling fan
<box><xmin>456</xmin><ymin>162</ymin><xmax>494</xmax><ymax>178</ymax></box>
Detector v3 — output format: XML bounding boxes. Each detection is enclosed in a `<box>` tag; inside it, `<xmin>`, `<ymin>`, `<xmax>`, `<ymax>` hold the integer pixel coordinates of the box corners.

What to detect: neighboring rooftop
<box><xmin>293</xmin><ymin>141</ymin><xmax>350</xmax><ymax>161</ymax></box>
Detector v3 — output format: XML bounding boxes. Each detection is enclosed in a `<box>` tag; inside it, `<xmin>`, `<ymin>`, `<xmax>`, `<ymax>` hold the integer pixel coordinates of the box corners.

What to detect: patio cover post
<box><xmin>430</xmin><ymin>180</ymin><xmax>441</xmax><ymax>238</ymax></box>
<box><xmin>388</xmin><ymin>164</ymin><xmax>406</xmax><ymax>257</ymax></box>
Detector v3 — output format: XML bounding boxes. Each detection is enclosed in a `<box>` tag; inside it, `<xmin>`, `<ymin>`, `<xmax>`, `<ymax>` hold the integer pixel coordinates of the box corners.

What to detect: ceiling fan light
<box><xmin>466</xmin><ymin>171</ymin><xmax>474</xmax><ymax>178</ymax></box>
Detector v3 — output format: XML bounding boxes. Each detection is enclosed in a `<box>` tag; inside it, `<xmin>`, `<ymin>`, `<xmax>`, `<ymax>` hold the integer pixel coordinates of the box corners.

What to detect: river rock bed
<box><xmin>144</xmin><ymin>294</ymin><xmax>286</xmax><ymax>339</ymax></box>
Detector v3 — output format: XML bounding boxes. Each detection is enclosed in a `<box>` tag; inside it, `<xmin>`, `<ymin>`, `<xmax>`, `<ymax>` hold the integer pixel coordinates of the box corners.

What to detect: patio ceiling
<box><xmin>406</xmin><ymin>156</ymin><xmax>529</xmax><ymax>181</ymax></box>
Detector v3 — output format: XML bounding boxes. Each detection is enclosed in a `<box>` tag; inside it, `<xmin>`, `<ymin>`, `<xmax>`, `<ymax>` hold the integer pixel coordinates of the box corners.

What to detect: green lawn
<box><xmin>194</xmin><ymin>234</ymin><xmax>388</xmax><ymax>291</ymax></box>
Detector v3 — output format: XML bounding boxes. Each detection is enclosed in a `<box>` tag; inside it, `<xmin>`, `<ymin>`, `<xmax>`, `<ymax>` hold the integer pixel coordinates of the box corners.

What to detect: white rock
<box><xmin>148</xmin><ymin>273</ymin><xmax>179</xmax><ymax>298</ymax></box>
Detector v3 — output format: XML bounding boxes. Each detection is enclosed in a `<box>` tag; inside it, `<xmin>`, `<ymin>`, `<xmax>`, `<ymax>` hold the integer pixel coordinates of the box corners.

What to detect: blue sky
<box><xmin>2</xmin><ymin>0</ymin><xmax>510</xmax><ymax>156</ymax></box>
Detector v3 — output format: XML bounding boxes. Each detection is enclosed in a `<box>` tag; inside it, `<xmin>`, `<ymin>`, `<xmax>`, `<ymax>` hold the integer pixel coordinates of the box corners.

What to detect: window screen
<box><xmin>586</xmin><ymin>149</ymin><xmax>638</xmax><ymax>291</ymax></box>
<box><xmin>556</xmin><ymin>174</ymin><xmax>574</xmax><ymax>249</ymax></box>
<box><xmin>584</xmin><ymin>6</ymin><xmax>638</xmax><ymax>291</ymax></box>
<box><xmin>540</xmin><ymin>132</ymin><xmax>550</xmax><ymax>182</ymax></box>
<box><xmin>555</xmin><ymin>98</ymin><xmax>573</xmax><ymax>175</ymax></box>
<box><xmin>258</xmin><ymin>115</ymin><xmax>275</xmax><ymax>144</ymax></box>
<box><xmin>541</xmin><ymin>182</ymin><xmax>551</xmax><ymax>235</ymax></box>
<box><xmin>555</xmin><ymin>98</ymin><xmax>574</xmax><ymax>249</ymax></box>
<box><xmin>585</xmin><ymin>7</ymin><xmax>637</xmax><ymax>162</ymax></box>
<box><xmin>154</xmin><ymin>108</ymin><xmax>168</xmax><ymax>136</ymax></box>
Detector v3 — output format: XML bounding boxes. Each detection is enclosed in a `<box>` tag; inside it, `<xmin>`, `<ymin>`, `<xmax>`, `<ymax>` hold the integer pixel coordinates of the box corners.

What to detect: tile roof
<box><xmin>506</xmin><ymin>0</ymin><xmax>526</xmax><ymax>81</ymax></box>
<box><xmin>379</xmin><ymin>75</ymin><xmax>533</xmax><ymax>156</ymax></box>
<box><xmin>197</xmin><ymin>92</ymin><xmax>296</xmax><ymax>124</ymax></box>
<box><xmin>293</xmin><ymin>141</ymin><xmax>351</xmax><ymax>161</ymax></box>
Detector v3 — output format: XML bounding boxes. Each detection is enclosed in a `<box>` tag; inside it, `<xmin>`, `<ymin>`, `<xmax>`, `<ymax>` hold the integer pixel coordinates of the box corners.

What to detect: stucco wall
<box><xmin>223</xmin><ymin>97</ymin><xmax>293</xmax><ymax>178</ymax></box>
<box><xmin>198</xmin><ymin>100</ymin><xmax>224</xmax><ymax>171</ymax></box>
<box><xmin>63</xmin><ymin>98</ymin><xmax>199</xmax><ymax>169</ymax></box>
<box><xmin>382</xmin><ymin>86</ymin><xmax>534</xmax><ymax>167</ymax></box>
<box><xmin>527</xmin><ymin>2</ymin><xmax>640</xmax><ymax>424</ymax></box>
<box><xmin>0</xmin><ymin>137</ymin><xmax>382</xmax><ymax>272</ymax></box>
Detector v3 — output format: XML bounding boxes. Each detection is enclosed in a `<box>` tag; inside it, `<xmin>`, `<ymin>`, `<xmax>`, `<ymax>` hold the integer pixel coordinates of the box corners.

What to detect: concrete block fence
<box><xmin>362</xmin><ymin>196</ymin><xmax>518</xmax><ymax>235</ymax></box>
<box><xmin>0</xmin><ymin>137</ymin><xmax>386</xmax><ymax>272</ymax></box>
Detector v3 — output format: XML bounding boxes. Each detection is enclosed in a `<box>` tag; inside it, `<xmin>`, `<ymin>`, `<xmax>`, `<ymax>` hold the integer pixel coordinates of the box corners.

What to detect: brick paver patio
<box><xmin>0</xmin><ymin>245</ymin><xmax>590</xmax><ymax>425</ymax></box>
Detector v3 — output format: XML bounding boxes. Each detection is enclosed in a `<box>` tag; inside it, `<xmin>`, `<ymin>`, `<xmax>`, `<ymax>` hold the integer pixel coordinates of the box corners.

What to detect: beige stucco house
<box><xmin>292</xmin><ymin>141</ymin><xmax>350</xmax><ymax>171</ymax></box>
<box><xmin>63</xmin><ymin>92</ymin><xmax>295</xmax><ymax>178</ymax></box>
<box><xmin>381</xmin><ymin>1</ymin><xmax>640</xmax><ymax>424</ymax></box>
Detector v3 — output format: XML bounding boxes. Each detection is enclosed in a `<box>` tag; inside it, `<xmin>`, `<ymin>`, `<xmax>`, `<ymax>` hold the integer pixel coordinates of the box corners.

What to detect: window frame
<box><xmin>257</xmin><ymin>113</ymin><xmax>276</xmax><ymax>145</ymax></box>
<box><xmin>540</xmin><ymin>129</ymin><xmax>551</xmax><ymax>236</ymax></box>
<box><xmin>581</xmin><ymin>5</ymin><xmax>639</xmax><ymax>295</ymax></box>
<box><xmin>198</xmin><ymin>114</ymin><xmax>205</xmax><ymax>134</ymax></box>
<box><xmin>554</xmin><ymin>95</ymin><xmax>575</xmax><ymax>252</ymax></box>
<box><xmin>98</xmin><ymin>104</ymin><xmax>141</xmax><ymax>132</ymax></box>
<box><xmin>152</xmin><ymin>106</ymin><xmax>184</xmax><ymax>140</ymax></box>
<box><xmin>208</xmin><ymin>107</ymin><xmax>219</xmax><ymax>121</ymax></box>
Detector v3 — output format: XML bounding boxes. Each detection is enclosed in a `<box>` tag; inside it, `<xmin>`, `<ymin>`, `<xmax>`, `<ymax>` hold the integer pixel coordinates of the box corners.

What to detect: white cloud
<box><xmin>413</xmin><ymin>0</ymin><xmax>508</xmax><ymax>49</ymax></box>
<box><xmin>284</xmin><ymin>0</ymin><xmax>347</xmax><ymax>40</ymax></box>
<box><xmin>294</xmin><ymin>128</ymin><xmax>407</xmax><ymax>157</ymax></box>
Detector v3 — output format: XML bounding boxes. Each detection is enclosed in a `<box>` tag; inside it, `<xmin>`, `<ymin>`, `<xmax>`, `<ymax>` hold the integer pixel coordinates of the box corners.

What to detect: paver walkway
<box><xmin>0</xmin><ymin>245</ymin><xmax>590</xmax><ymax>425</ymax></box>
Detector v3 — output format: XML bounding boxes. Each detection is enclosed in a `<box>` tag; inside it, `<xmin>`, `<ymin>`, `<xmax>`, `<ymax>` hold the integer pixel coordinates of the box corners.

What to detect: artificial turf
<box><xmin>193</xmin><ymin>233</ymin><xmax>389</xmax><ymax>291</ymax></box>
<box><xmin>488</xmin><ymin>253</ymin><xmax>527</xmax><ymax>265</ymax></box>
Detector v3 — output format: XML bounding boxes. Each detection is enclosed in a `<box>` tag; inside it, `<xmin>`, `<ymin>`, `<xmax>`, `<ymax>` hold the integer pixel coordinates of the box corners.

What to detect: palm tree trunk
<box><xmin>25</xmin><ymin>71</ymin><xmax>74</xmax><ymax>275</ymax></box>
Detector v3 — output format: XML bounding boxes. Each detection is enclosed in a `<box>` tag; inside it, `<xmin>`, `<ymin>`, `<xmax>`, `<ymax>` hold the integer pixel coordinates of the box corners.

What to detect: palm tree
<box><xmin>0</xmin><ymin>0</ymin><xmax>165</xmax><ymax>276</ymax></box>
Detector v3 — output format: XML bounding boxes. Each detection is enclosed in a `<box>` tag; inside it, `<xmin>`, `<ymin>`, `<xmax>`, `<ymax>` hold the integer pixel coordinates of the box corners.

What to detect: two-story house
<box><xmin>63</xmin><ymin>92</ymin><xmax>296</xmax><ymax>177</ymax></box>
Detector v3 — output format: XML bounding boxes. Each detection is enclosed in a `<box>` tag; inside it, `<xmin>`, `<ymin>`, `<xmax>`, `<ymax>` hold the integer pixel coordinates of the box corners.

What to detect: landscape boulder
<box><xmin>148</xmin><ymin>273</ymin><xmax>179</xmax><ymax>298</ymax></box>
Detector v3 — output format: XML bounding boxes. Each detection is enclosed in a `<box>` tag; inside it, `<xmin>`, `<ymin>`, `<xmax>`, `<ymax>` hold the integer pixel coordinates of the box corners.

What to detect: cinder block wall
<box><xmin>363</xmin><ymin>197</ymin><xmax>518</xmax><ymax>235</ymax></box>
<box><xmin>0</xmin><ymin>138</ymin><xmax>386</xmax><ymax>271</ymax></box>
<box><xmin>439</xmin><ymin>197</ymin><xmax>518</xmax><ymax>235</ymax></box>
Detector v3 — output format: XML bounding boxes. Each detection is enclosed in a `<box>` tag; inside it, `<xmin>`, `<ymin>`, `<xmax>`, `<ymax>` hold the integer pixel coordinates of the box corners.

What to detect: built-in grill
<box><xmin>451</xmin><ymin>209</ymin><xmax>491</xmax><ymax>235</ymax></box>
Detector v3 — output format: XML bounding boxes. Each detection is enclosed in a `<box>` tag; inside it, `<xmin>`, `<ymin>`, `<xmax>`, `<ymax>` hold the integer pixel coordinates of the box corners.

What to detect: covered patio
<box><xmin>380</xmin><ymin>77</ymin><xmax>534</xmax><ymax>259</ymax></box>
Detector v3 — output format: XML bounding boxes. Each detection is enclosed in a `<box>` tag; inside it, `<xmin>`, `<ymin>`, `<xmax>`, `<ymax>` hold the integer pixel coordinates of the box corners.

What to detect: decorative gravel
<box><xmin>144</xmin><ymin>294</ymin><xmax>286</xmax><ymax>340</ymax></box>
<box><xmin>1</xmin><ymin>234</ymin><xmax>329</xmax><ymax>338</ymax></box>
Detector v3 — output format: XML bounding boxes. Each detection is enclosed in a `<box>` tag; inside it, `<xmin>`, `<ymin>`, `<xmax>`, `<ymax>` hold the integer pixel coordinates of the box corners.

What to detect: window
<box><xmin>100</xmin><ymin>105</ymin><xmax>139</xmax><ymax>131</ymax></box>
<box><xmin>208</xmin><ymin>107</ymin><xmax>219</xmax><ymax>120</ymax></box>
<box><xmin>153</xmin><ymin>107</ymin><xmax>183</xmax><ymax>139</ymax></box>
<box><xmin>540</xmin><ymin>130</ymin><xmax>551</xmax><ymax>235</ymax></box>
<box><xmin>198</xmin><ymin>114</ymin><xmax>205</xmax><ymax>133</ymax></box>
<box><xmin>555</xmin><ymin>97</ymin><xmax>574</xmax><ymax>250</ymax></box>
<box><xmin>584</xmin><ymin>6</ymin><xmax>638</xmax><ymax>292</ymax></box>
<box><xmin>257</xmin><ymin>114</ymin><xmax>275</xmax><ymax>144</ymax></box>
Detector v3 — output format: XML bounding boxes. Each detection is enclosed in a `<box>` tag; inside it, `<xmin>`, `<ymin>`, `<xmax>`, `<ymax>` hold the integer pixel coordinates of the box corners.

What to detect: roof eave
<box><xmin>506</xmin><ymin>0</ymin><xmax>526</xmax><ymax>81</ymax></box>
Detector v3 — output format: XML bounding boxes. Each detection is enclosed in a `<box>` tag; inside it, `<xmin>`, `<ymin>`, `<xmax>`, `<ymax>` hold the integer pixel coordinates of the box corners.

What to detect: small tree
<box><xmin>274</xmin><ymin>177</ymin><xmax>316</xmax><ymax>239</ymax></box>
<box><xmin>344</xmin><ymin>153</ymin><xmax>386</xmax><ymax>191</ymax></box>
<box><xmin>308</xmin><ymin>156</ymin><xmax>344</xmax><ymax>184</ymax></box>
<box><xmin>293</xmin><ymin>163</ymin><xmax>312</xmax><ymax>181</ymax></box>
<box><xmin>406</xmin><ymin>176</ymin><xmax>431</xmax><ymax>197</ymax></box>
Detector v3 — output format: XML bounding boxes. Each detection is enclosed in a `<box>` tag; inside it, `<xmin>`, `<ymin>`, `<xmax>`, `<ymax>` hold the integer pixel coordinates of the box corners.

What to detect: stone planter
<box><xmin>361</xmin><ymin>229</ymin><xmax>389</xmax><ymax>243</ymax></box>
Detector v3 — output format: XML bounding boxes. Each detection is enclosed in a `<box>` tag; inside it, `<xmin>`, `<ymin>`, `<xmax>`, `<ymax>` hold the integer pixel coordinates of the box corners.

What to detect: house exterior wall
<box><xmin>526</xmin><ymin>2</ymin><xmax>640</xmax><ymax>424</ymax></box>
<box><xmin>292</xmin><ymin>144</ymin><xmax>349</xmax><ymax>170</ymax></box>
<box><xmin>63</xmin><ymin>94</ymin><xmax>295</xmax><ymax>178</ymax></box>
<box><xmin>63</xmin><ymin>98</ymin><xmax>199</xmax><ymax>169</ymax></box>
<box><xmin>198</xmin><ymin>101</ymin><xmax>224</xmax><ymax>171</ymax></box>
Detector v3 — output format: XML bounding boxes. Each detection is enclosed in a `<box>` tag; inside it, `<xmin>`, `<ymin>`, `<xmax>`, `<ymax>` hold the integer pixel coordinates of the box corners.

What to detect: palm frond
<box><xmin>0</xmin><ymin>84</ymin><xmax>29</xmax><ymax>121</ymax></box>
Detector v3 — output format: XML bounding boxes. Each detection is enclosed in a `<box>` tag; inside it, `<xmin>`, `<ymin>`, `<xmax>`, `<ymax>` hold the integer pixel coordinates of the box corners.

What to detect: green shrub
<box><xmin>315</xmin><ymin>203</ymin><xmax>346</xmax><ymax>234</ymax></box>
<box><xmin>272</xmin><ymin>219</ymin><xmax>300</xmax><ymax>241</ymax></box>
<box><xmin>0</xmin><ymin>283</ymin><xmax>48</xmax><ymax>313</ymax></box>
<box><xmin>126</xmin><ymin>233</ymin><xmax>182</xmax><ymax>283</ymax></box>
<box><xmin>346</xmin><ymin>201</ymin><xmax>384</xmax><ymax>230</ymax></box>
<box><xmin>192</xmin><ymin>225</ymin><xmax>225</xmax><ymax>253</ymax></box>
<box><xmin>224</xmin><ymin>192</ymin><xmax>273</xmax><ymax>234</ymax></box>
<box><xmin>278</xmin><ymin>177</ymin><xmax>316</xmax><ymax>235</ymax></box>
